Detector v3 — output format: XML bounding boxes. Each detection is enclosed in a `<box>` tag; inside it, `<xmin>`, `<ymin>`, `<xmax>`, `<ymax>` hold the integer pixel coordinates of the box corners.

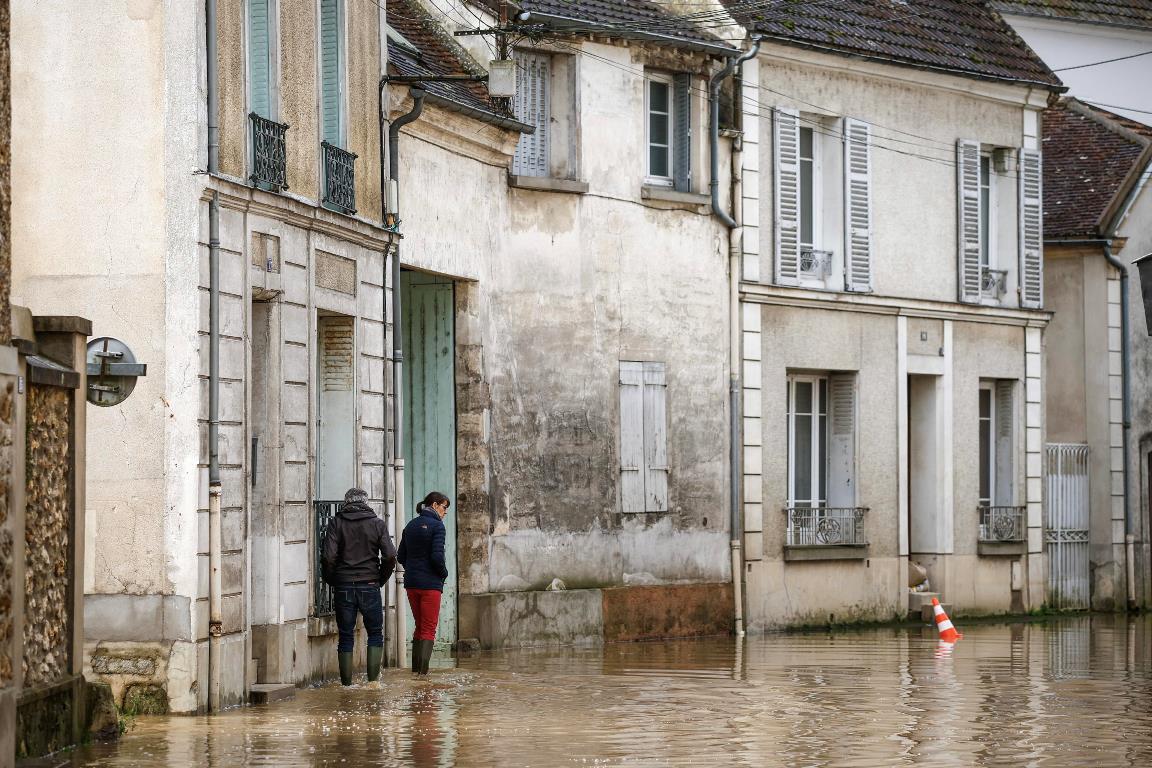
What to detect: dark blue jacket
<box><xmin>397</xmin><ymin>506</ymin><xmax>448</xmax><ymax>591</ymax></box>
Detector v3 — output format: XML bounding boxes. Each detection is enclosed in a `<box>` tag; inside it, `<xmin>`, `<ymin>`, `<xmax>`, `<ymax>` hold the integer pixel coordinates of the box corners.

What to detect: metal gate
<box><xmin>1045</xmin><ymin>444</ymin><xmax>1090</xmax><ymax>609</ymax></box>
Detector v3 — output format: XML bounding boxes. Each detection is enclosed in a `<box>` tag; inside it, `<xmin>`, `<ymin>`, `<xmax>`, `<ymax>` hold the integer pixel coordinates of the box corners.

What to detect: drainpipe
<box><xmin>710</xmin><ymin>36</ymin><xmax>761</xmax><ymax>638</ymax></box>
<box><xmin>386</xmin><ymin>87</ymin><xmax>425</xmax><ymax>666</ymax></box>
<box><xmin>205</xmin><ymin>0</ymin><xmax>223</xmax><ymax>712</ymax></box>
<box><xmin>1102</xmin><ymin>242</ymin><xmax>1135</xmax><ymax>609</ymax></box>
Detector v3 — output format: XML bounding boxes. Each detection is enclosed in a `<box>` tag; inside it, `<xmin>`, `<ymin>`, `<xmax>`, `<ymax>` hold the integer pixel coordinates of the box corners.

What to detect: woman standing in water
<box><xmin>397</xmin><ymin>491</ymin><xmax>450</xmax><ymax>675</ymax></box>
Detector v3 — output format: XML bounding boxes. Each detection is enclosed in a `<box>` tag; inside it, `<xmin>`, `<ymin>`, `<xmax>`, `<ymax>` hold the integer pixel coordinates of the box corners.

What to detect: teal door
<box><xmin>401</xmin><ymin>272</ymin><xmax>457</xmax><ymax>656</ymax></box>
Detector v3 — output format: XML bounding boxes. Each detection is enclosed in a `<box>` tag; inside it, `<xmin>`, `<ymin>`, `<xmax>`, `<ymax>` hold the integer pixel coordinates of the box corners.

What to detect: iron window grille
<box><xmin>322</xmin><ymin>141</ymin><xmax>357</xmax><ymax>214</ymax></box>
<box><xmin>800</xmin><ymin>248</ymin><xmax>833</xmax><ymax>278</ymax></box>
<box><xmin>314</xmin><ymin>500</ymin><xmax>340</xmax><ymax>616</ymax></box>
<box><xmin>979</xmin><ymin>504</ymin><xmax>1025</xmax><ymax>542</ymax></box>
<box><xmin>981</xmin><ymin>267</ymin><xmax>1008</xmax><ymax>299</ymax></box>
<box><xmin>785</xmin><ymin>506</ymin><xmax>868</xmax><ymax>546</ymax></box>
<box><xmin>249</xmin><ymin>113</ymin><xmax>289</xmax><ymax>191</ymax></box>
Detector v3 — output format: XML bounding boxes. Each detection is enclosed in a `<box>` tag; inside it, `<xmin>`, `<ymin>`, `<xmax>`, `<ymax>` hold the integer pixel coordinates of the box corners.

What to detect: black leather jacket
<box><xmin>321</xmin><ymin>501</ymin><xmax>396</xmax><ymax>585</ymax></box>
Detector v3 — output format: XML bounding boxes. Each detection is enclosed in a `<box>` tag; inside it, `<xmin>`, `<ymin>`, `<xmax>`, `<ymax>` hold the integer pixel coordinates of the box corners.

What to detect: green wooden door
<box><xmin>401</xmin><ymin>272</ymin><xmax>457</xmax><ymax>655</ymax></box>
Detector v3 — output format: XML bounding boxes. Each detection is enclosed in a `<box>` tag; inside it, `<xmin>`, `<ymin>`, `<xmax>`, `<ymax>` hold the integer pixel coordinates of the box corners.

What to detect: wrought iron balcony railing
<box><xmin>322</xmin><ymin>141</ymin><xmax>357</xmax><ymax>215</ymax></box>
<box><xmin>314</xmin><ymin>500</ymin><xmax>340</xmax><ymax>616</ymax></box>
<box><xmin>979</xmin><ymin>504</ymin><xmax>1025</xmax><ymax>542</ymax></box>
<box><xmin>249</xmin><ymin>113</ymin><xmax>289</xmax><ymax>191</ymax></box>
<box><xmin>800</xmin><ymin>248</ymin><xmax>833</xmax><ymax>278</ymax></box>
<box><xmin>785</xmin><ymin>506</ymin><xmax>868</xmax><ymax>546</ymax></box>
<box><xmin>981</xmin><ymin>267</ymin><xmax>1008</xmax><ymax>299</ymax></box>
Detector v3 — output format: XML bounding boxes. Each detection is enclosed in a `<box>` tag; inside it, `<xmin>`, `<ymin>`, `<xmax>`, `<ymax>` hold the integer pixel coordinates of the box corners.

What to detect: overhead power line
<box><xmin>1054</xmin><ymin>49</ymin><xmax>1152</xmax><ymax>72</ymax></box>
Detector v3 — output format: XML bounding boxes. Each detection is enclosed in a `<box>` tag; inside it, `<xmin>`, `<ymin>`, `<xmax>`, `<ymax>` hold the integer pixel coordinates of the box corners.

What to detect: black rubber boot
<box><xmin>419</xmin><ymin>639</ymin><xmax>435</xmax><ymax>676</ymax></box>
<box><xmin>366</xmin><ymin>646</ymin><xmax>384</xmax><ymax>682</ymax></box>
<box><xmin>410</xmin><ymin>640</ymin><xmax>423</xmax><ymax>675</ymax></box>
<box><xmin>338</xmin><ymin>651</ymin><xmax>355</xmax><ymax>686</ymax></box>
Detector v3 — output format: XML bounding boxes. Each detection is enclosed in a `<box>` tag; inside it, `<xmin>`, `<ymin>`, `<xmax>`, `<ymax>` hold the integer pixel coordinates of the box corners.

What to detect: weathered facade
<box><xmin>718</xmin><ymin>0</ymin><xmax>1063</xmax><ymax>627</ymax></box>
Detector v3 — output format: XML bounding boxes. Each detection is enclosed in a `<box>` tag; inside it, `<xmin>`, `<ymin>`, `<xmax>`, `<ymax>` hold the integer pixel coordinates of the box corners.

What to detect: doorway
<box><xmin>908</xmin><ymin>374</ymin><xmax>945</xmax><ymax>589</ymax></box>
<box><xmin>401</xmin><ymin>271</ymin><xmax>458</xmax><ymax>656</ymax></box>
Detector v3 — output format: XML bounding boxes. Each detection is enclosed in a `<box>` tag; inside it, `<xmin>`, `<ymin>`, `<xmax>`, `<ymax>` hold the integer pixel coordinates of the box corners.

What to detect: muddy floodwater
<box><xmin>44</xmin><ymin>614</ymin><xmax>1152</xmax><ymax>767</ymax></box>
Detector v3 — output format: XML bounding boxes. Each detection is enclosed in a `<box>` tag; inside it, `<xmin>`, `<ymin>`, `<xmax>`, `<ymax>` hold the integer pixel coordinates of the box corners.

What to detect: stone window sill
<box><xmin>640</xmin><ymin>185</ymin><xmax>711</xmax><ymax>209</ymax></box>
<box><xmin>508</xmin><ymin>175</ymin><xmax>589</xmax><ymax>194</ymax></box>
<box><xmin>783</xmin><ymin>544</ymin><xmax>869</xmax><ymax>562</ymax></box>
<box><xmin>977</xmin><ymin>540</ymin><xmax>1026</xmax><ymax>557</ymax></box>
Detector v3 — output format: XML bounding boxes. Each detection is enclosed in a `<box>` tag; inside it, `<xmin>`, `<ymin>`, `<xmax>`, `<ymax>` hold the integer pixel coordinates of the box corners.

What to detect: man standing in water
<box><xmin>321</xmin><ymin>488</ymin><xmax>396</xmax><ymax>685</ymax></box>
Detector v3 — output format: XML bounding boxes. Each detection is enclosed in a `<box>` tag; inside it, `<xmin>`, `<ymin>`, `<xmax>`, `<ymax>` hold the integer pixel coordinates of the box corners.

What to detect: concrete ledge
<box><xmin>508</xmin><ymin>175</ymin><xmax>589</xmax><ymax>194</ymax></box>
<box><xmin>460</xmin><ymin>589</ymin><xmax>603</xmax><ymax>650</ymax></box>
<box><xmin>33</xmin><ymin>316</ymin><xmax>94</xmax><ymax>336</ymax></box>
<box><xmin>84</xmin><ymin>594</ymin><xmax>191</xmax><ymax>642</ymax></box>
<box><xmin>602</xmin><ymin>583</ymin><xmax>732</xmax><ymax>641</ymax></box>
<box><xmin>249</xmin><ymin>684</ymin><xmax>296</xmax><ymax>705</ymax></box>
<box><xmin>640</xmin><ymin>185</ymin><xmax>711</xmax><ymax>208</ymax></box>
<box><xmin>307</xmin><ymin>615</ymin><xmax>339</xmax><ymax>637</ymax></box>
<box><xmin>978</xmin><ymin>541</ymin><xmax>1026</xmax><ymax>556</ymax></box>
<box><xmin>784</xmin><ymin>545</ymin><xmax>869</xmax><ymax>562</ymax></box>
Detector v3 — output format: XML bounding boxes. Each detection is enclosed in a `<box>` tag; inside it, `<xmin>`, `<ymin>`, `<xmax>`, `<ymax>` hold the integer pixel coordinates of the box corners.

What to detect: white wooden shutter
<box><xmin>673</xmin><ymin>74</ymin><xmax>692</xmax><ymax>192</ymax></box>
<box><xmin>774</xmin><ymin>108</ymin><xmax>801</xmax><ymax>286</ymax></box>
<box><xmin>249</xmin><ymin>0</ymin><xmax>272</xmax><ymax>118</ymax></box>
<box><xmin>957</xmin><ymin>140</ymin><xmax>982</xmax><ymax>303</ymax></box>
<box><xmin>843</xmin><ymin>119</ymin><xmax>873</xmax><ymax>292</ymax></box>
<box><xmin>995</xmin><ymin>380</ymin><xmax>1015</xmax><ymax>505</ymax></box>
<box><xmin>642</xmin><ymin>363</ymin><xmax>669</xmax><ymax>513</ymax></box>
<box><xmin>619</xmin><ymin>363</ymin><xmax>646</xmax><ymax>513</ymax></box>
<box><xmin>827</xmin><ymin>373</ymin><xmax>856</xmax><ymax>507</ymax></box>
<box><xmin>320</xmin><ymin>0</ymin><xmax>342</xmax><ymax>145</ymax></box>
<box><xmin>1019</xmin><ymin>148</ymin><xmax>1043</xmax><ymax>308</ymax></box>
<box><xmin>512</xmin><ymin>51</ymin><xmax>550</xmax><ymax>177</ymax></box>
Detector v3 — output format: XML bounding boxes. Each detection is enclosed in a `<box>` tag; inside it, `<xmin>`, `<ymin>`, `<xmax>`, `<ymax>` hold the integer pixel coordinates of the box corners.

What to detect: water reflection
<box><xmin>56</xmin><ymin>614</ymin><xmax>1152</xmax><ymax>767</ymax></box>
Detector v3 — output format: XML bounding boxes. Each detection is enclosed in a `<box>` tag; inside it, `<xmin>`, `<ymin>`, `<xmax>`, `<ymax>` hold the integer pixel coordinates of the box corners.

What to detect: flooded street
<box><xmin>49</xmin><ymin>615</ymin><xmax>1152</xmax><ymax>767</ymax></box>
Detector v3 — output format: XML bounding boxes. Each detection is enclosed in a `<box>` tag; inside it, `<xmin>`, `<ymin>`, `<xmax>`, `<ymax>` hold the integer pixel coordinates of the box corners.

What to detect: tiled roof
<box><xmin>386</xmin><ymin>0</ymin><xmax>511</xmax><ymax>120</ymax></box>
<box><xmin>478</xmin><ymin>0</ymin><xmax>735</xmax><ymax>53</ymax></box>
<box><xmin>991</xmin><ymin>1</ymin><xmax>1152</xmax><ymax>31</ymax></box>
<box><xmin>1042</xmin><ymin>99</ymin><xmax>1152</xmax><ymax>238</ymax></box>
<box><xmin>722</xmin><ymin>0</ymin><xmax>1063</xmax><ymax>88</ymax></box>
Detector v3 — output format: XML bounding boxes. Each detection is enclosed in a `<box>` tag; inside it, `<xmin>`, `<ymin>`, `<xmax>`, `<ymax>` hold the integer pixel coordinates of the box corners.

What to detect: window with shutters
<box><xmin>509</xmin><ymin>49</ymin><xmax>578</xmax><ymax>183</ymax></box>
<box><xmin>645</xmin><ymin>72</ymin><xmax>692</xmax><ymax>191</ymax></box>
<box><xmin>774</xmin><ymin>110</ymin><xmax>872</xmax><ymax>292</ymax></box>
<box><xmin>319</xmin><ymin>0</ymin><xmax>345</xmax><ymax>148</ymax></box>
<box><xmin>248</xmin><ymin>0</ymin><xmax>287</xmax><ymax>191</ymax></box>
<box><xmin>786</xmin><ymin>372</ymin><xmax>857</xmax><ymax>508</ymax></box>
<box><xmin>619</xmin><ymin>362</ymin><xmax>668</xmax><ymax>514</ymax></box>
<box><xmin>979</xmin><ymin>380</ymin><xmax>1016</xmax><ymax>507</ymax></box>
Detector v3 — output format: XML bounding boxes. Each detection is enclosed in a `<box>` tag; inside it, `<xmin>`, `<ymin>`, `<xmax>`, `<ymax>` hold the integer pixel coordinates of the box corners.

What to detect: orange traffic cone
<box><xmin>931</xmin><ymin>598</ymin><xmax>962</xmax><ymax>642</ymax></box>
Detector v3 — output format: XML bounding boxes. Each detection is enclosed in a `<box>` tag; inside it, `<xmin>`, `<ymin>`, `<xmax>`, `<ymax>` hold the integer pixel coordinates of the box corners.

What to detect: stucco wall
<box><xmin>1044</xmin><ymin>249</ymin><xmax>1091</xmax><ymax>444</ymax></box>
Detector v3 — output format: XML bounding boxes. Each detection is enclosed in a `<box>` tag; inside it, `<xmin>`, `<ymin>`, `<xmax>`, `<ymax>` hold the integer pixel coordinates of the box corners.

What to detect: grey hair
<box><xmin>344</xmin><ymin>487</ymin><xmax>369</xmax><ymax>505</ymax></box>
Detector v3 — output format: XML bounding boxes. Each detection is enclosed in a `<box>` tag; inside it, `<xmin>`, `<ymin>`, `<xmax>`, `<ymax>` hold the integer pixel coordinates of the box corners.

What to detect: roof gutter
<box><xmin>423</xmin><ymin>91</ymin><xmax>535</xmax><ymax>133</ymax></box>
<box><xmin>527</xmin><ymin>11</ymin><xmax>740</xmax><ymax>56</ymax></box>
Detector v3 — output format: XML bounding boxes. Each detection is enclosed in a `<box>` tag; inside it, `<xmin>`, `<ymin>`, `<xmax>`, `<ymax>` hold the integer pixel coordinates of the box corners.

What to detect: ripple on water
<box><xmin>58</xmin><ymin>615</ymin><xmax>1152</xmax><ymax>767</ymax></box>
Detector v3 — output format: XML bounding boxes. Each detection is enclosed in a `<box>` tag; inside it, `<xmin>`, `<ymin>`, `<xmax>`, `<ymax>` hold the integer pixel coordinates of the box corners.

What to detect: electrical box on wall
<box><xmin>488</xmin><ymin>59</ymin><xmax>516</xmax><ymax>98</ymax></box>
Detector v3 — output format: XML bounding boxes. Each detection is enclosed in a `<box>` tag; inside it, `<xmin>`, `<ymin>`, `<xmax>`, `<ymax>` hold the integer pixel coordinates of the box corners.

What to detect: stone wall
<box><xmin>0</xmin><ymin>380</ymin><xmax>13</xmax><ymax>688</ymax></box>
<box><xmin>22</xmin><ymin>384</ymin><xmax>71</xmax><ymax>688</ymax></box>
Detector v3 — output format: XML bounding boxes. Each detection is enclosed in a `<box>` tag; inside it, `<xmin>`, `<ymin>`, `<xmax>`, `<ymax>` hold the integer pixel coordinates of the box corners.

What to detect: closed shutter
<box><xmin>619</xmin><ymin>363</ymin><xmax>645</xmax><ymax>513</ymax></box>
<box><xmin>774</xmin><ymin>108</ymin><xmax>801</xmax><ymax>286</ymax></box>
<box><xmin>320</xmin><ymin>0</ymin><xmax>342</xmax><ymax>145</ymax></box>
<box><xmin>642</xmin><ymin>363</ymin><xmax>669</xmax><ymax>513</ymax></box>
<box><xmin>957</xmin><ymin>140</ymin><xmax>982</xmax><ymax>303</ymax></box>
<box><xmin>673</xmin><ymin>73</ymin><xmax>692</xmax><ymax>192</ymax></box>
<box><xmin>995</xmin><ymin>380</ymin><xmax>1015</xmax><ymax>505</ymax></box>
<box><xmin>827</xmin><ymin>373</ymin><xmax>856</xmax><ymax>507</ymax></box>
<box><xmin>843</xmin><ymin>118</ymin><xmax>873</xmax><ymax>292</ymax></box>
<box><xmin>249</xmin><ymin>0</ymin><xmax>272</xmax><ymax>118</ymax></box>
<box><xmin>512</xmin><ymin>51</ymin><xmax>550</xmax><ymax>177</ymax></box>
<box><xmin>1019</xmin><ymin>148</ymin><xmax>1043</xmax><ymax>308</ymax></box>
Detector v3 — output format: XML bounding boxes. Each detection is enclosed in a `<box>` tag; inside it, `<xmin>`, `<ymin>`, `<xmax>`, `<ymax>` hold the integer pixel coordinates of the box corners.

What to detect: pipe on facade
<box><xmin>1102</xmin><ymin>242</ymin><xmax>1134</xmax><ymax>609</ymax></box>
<box><xmin>206</xmin><ymin>0</ymin><xmax>219</xmax><ymax>173</ymax></box>
<box><xmin>208</xmin><ymin>192</ymin><xmax>223</xmax><ymax>710</ymax></box>
<box><xmin>709</xmin><ymin>36</ymin><xmax>760</xmax><ymax>638</ymax></box>
<box><xmin>385</xmin><ymin>87</ymin><xmax>425</xmax><ymax>666</ymax></box>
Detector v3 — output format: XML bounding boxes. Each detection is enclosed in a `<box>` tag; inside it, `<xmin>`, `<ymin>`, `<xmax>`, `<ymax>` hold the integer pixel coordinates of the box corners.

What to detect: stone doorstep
<box><xmin>249</xmin><ymin>684</ymin><xmax>296</xmax><ymax>706</ymax></box>
<box><xmin>908</xmin><ymin>592</ymin><xmax>954</xmax><ymax>624</ymax></box>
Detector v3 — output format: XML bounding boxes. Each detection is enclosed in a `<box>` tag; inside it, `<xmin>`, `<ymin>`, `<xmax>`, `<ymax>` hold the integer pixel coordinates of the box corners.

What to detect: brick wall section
<box><xmin>22</xmin><ymin>385</ymin><xmax>72</xmax><ymax>688</ymax></box>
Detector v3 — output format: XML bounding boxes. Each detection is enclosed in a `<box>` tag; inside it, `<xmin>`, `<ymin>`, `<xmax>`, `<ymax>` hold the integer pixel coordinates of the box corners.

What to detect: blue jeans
<box><xmin>334</xmin><ymin>584</ymin><xmax>384</xmax><ymax>653</ymax></box>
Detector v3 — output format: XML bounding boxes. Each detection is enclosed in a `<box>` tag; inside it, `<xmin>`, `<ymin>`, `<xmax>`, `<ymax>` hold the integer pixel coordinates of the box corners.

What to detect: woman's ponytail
<box><xmin>417</xmin><ymin>490</ymin><xmax>449</xmax><ymax>516</ymax></box>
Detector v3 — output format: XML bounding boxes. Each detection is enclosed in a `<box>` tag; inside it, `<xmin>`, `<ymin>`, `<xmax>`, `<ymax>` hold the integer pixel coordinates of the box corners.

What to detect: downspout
<box><xmin>206</xmin><ymin>0</ymin><xmax>223</xmax><ymax>712</ymax></box>
<box><xmin>710</xmin><ymin>36</ymin><xmax>761</xmax><ymax>638</ymax></box>
<box><xmin>1102</xmin><ymin>242</ymin><xmax>1134</xmax><ymax>609</ymax></box>
<box><xmin>385</xmin><ymin>86</ymin><xmax>425</xmax><ymax>666</ymax></box>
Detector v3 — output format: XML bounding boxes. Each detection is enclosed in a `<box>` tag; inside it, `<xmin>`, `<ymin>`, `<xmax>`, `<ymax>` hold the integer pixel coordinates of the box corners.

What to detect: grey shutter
<box><xmin>827</xmin><ymin>373</ymin><xmax>856</xmax><ymax>508</ymax></box>
<box><xmin>995</xmin><ymin>380</ymin><xmax>1015</xmax><ymax>505</ymax></box>
<box><xmin>642</xmin><ymin>363</ymin><xmax>669</xmax><ymax>513</ymax></box>
<box><xmin>619</xmin><ymin>363</ymin><xmax>645</xmax><ymax>513</ymax></box>
<box><xmin>843</xmin><ymin>118</ymin><xmax>873</xmax><ymax>292</ymax></box>
<box><xmin>249</xmin><ymin>0</ymin><xmax>272</xmax><ymax>118</ymax></box>
<box><xmin>957</xmin><ymin>140</ymin><xmax>982</xmax><ymax>303</ymax></box>
<box><xmin>320</xmin><ymin>0</ymin><xmax>342</xmax><ymax>145</ymax></box>
<box><xmin>1019</xmin><ymin>148</ymin><xmax>1043</xmax><ymax>308</ymax></box>
<box><xmin>512</xmin><ymin>51</ymin><xmax>550</xmax><ymax>177</ymax></box>
<box><xmin>774</xmin><ymin>108</ymin><xmax>801</xmax><ymax>285</ymax></box>
<box><xmin>673</xmin><ymin>73</ymin><xmax>691</xmax><ymax>192</ymax></box>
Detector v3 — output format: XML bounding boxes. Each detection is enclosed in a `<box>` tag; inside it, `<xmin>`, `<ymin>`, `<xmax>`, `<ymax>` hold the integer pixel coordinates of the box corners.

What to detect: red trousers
<box><xmin>406</xmin><ymin>588</ymin><xmax>442</xmax><ymax>641</ymax></box>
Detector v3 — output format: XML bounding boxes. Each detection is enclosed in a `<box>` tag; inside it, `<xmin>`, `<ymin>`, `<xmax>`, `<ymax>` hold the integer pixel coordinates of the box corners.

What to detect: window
<box><xmin>512</xmin><ymin>50</ymin><xmax>551</xmax><ymax>177</ymax></box>
<box><xmin>979</xmin><ymin>155</ymin><xmax>992</xmax><ymax>269</ymax></box>
<box><xmin>646</xmin><ymin>72</ymin><xmax>691</xmax><ymax>191</ymax></box>
<box><xmin>786</xmin><ymin>372</ymin><xmax>856</xmax><ymax>508</ymax></box>
<box><xmin>979</xmin><ymin>380</ymin><xmax>1016</xmax><ymax>507</ymax></box>
<box><xmin>319</xmin><ymin>0</ymin><xmax>344</xmax><ymax>147</ymax></box>
<box><xmin>619</xmin><ymin>362</ymin><xmax>668</xmax><ymax>513</ymax></box>
<box><xmin>774</xmin><ymin>110</ymin><xmax>873</xmax><ymax>291</ymax></box>
<box><xmin>248</xmin><ymin>0</ymin><xmax>286</xmax><ymax>190</ymax></box>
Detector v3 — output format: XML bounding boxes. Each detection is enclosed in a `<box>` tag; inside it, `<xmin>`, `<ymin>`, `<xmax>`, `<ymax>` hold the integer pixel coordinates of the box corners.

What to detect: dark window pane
<box><xmin>800</xmin><ymin>126</ymin><xmax>814</xmax><ymax>160</ymax></box>
<box><xmin>649</xmin><ymin>81</ymin><xmax>669</xmax><ymax>113</ymax></box>
<box><xmin>795</xmin><ymin>381</ymin><xmax>812</xmax><ymax>414</ymax></box>
<box><xmin>979</xmin><ymin>389</ymin><xmax>991</xmax><ymax>503</ymax></box>
<box><xmin>649</xmin><ymin>146</ymin><xmax>669</xmax><ymax>178</ymax></box>
<box><xmin>980</xmin><ymin>156</ymin><xmax>990</xmax><ymax>268</ymax></box>
<box><xmin>795</xmin><ymin>414</ymin><xmax>812</xmax><ymax>501</ymax></box>
<box><xmin>650</xmin><ymin>112</ymin><xmax>669</xmax><ymax>146</ymax></box>
<box><xmin>818</xmin><ymin>412</ymin><xmax>827</xmax><ymax>504</ymax></box>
